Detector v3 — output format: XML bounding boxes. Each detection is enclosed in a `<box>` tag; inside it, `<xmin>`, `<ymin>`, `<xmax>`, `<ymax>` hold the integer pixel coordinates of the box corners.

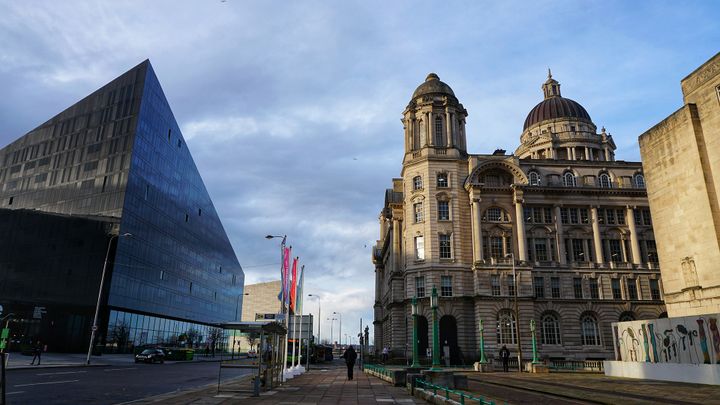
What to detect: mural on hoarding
<box><xmin>612</xmin><ymin>315</ymin><xmax>720</xmax><ymax>365</ymax></box>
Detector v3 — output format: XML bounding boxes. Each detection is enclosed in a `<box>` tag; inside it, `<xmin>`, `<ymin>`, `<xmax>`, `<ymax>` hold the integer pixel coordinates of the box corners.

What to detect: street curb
<box><xmin>115</xmin><ymin>373</ymin><xmax>255</xmax><ymax>404</ymax></box>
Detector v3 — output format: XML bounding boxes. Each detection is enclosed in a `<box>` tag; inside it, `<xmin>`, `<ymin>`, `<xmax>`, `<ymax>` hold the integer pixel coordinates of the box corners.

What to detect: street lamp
<box><xmin>410</xmin><ymin>297</ymin><xmax>420</xmax><ymax>368</ymax></box>
<box><xmin>430</xmin><ymin>286</ymin><xmax>441</xmax><ymax>371</ymax></box>
<box><xmin>327</xmin><ymin>317</ymin><xmax>338</xmax><ymax>345</ymax></box>
<box><xmin>86</xmin><ymin>232</ymin><xmax>132</xmax><ymax>365</ymax></box>
<box><xmin>333</xmin><ymin>312</ymin><xmax>342</xmax><ymax>346</ymax></box>
<box><xmin>506</xmin><ymin>252</ymin><xmax>523</xmax><ymax>372</ymax></box>
<box><xmin>308</xmin><ymin>294</ymin><xmax>321</xmax><ymax>343</ymax></box>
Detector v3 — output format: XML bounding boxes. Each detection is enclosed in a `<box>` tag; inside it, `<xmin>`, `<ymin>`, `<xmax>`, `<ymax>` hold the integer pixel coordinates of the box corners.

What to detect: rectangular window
<box><xmin>415</xmin><ymin>276</ymin><xmax>426</xmax><ymax>298</ymax></box>
<box><xmin>589</xmin><ymin>278</ymin><xmax>599</xmax><ymax>299</ymax></box>
<box><xmin>439</xmin><ymin>234</ymin><xmax>452</xmax><ymax>259</ymax></box>
<box><xmin>616</xmin><ymin>209</ymin><xmax>625</xmax><ymax>225</ymax></box>
<box><xmin>606</xmin><ymin>209</ymin><xmax>616</xmax><ymax>224</ymax></box>
<box><xmin>572</xmin><ymin>239</ymin><xmax>585</xmax><ymax>262</ymax></box>
<box><xmin>569</xmin><ymin>208</ymin><xmax>579</xmax><ymax>224</ymax></box>
<box><xmin>551</xmin><ymin>277</ymin><xmax>561</xmax><ymax>298</ymax></box>
<box><xmin>634</xmin><ymin>209</ymin><xmax>642</xmax><ymax>226</ymax></box>
<box><xmin>83</xmin><ymin>161</ymin><xmax>98</xmax><ymax>172</ymax></box>
<box><xmin>486</xmin><ymin>207</ymin><xmax>502</xmax><ymax>222</ymax></box>
<box><xmin>534</xmin><ymin>239</ymin><xmax>548</xmax><ymax>261</ymax></box>
<box><xmin>438</xmin><ymin>200</ymin><xmax>449</xmax><ymax>220</ymax></box>
<box><xmin>491</xmin><ymin>275</ymin><xmax>501</xmax><ymax>296</ymax></box>
<box><xmin>650</xmin><ymin>279</ymin><xmax>661</xmax><ymax>300</ymax></box>
<box><xmin>642</xmin><ymin>209</ymin><xmax>652</xmax><ymax>226</ymax></box>
<box><xmin>533</xmin><ymin>207</ymin><xmax>543</xmax><ymax>224</ymax></box>
<box><xmin>507</xmin><ymin>275</ymin><xmax>515</xmax><ymax>296</ymax></box>
<box><xmin>646</xmin><ymin>240</ymin><xmax>658</xmax><ymax>263</ymax></box>
<box><xmin>415</xmin><ymin>236</ymin><xmax>425</xmax><ymax>260</ymax></box>
<box><xmin>573</xmin><ymin>278</ymin><xmax>583</xmax><ymax>299</ymax></box>
<box><xmin>413</xmin><ymin>176</ymin><xmax>423</xmax><ymax>190</ymax></box>
<box><xmin>34</xmin><ymin>173</ymin><xmax>47</xmax><ymax>183</ymax></box>
<box><xmin>436</xmin><ymin>173</ymin><xmax>448</xmax><ymax>188</ymax></box>
<box><xmin>609</xmin><ymin>240</ymin><xmax>622</xmax><ymax>262</ymax></box>
<box><xmin>524</xmin><ymin>207</ymin><xmax>532</xmax><ymax>223</ymax></box>
<box><xmin>627</xmin><ymin>279</ymin><xmax>638</xmax><ymax>300</ymax></box>
<box><xmin>560</xmin><ymin>208</ymin><xmax>568</xmax><ymax>224</ymax></box>
<box><xmin>414</xmin><ymin>202</ymin><xmax>423</xmax><ymax>223</ymax></box>
<box><xmin>544</xmin><ymin>208</ymin><xmax>553</xmax><ymax>224</ymax></box>
<box><xmin>611</xmin><ymin>278</ymin><xmax>622</xmax><ymax>299</ymax></box>
<box><xmin>489</xmin><ymin>237</ymin><xmax>504</xmax><ymax>259</ymax></box>
<box><xmin>534</xmin><ymin>276</ymin><xmax>544</xmax><ymax>298</ymax></box>
<box><xmin>441</xmin><ymin>275</ymin><xmax>452</xmax><ymax>297</ymax></box>
<box><xmin>580</xmin><ymin>208</ymin><xmax>589</xmax><ymax>223</ymax></box>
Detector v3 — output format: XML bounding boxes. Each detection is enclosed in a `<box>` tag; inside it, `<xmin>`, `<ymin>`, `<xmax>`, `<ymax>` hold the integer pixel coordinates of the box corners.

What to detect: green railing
<box><xmin>363</xmin><ymin>363</ymin><xmax>393</xmax><ymax>379</ymax></box>
<box><xmin>415</xmin><ymin>378</ymin><xmax>501</xmax><ymax>405</ymax></box>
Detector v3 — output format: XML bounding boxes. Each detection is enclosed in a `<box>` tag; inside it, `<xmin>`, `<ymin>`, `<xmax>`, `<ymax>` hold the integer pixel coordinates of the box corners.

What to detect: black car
<box><xmin>135</xmin><ymin>348</ymin><xmax>165</xmax><ymax>364</ymax></box>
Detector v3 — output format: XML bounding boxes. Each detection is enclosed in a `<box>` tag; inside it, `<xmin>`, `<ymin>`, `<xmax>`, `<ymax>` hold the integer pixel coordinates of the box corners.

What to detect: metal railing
<box><xmin>548</xmin><ymin>359</ymin><xmax>604</xmax><ymax>372</ymax></box>
<box><xmin>415</xmin><ymin>378</ymin><xmax>501</xmax><ymax>405</ymax></box>
<box><xmin>363</xmin><ymin>363</ymin><xmax>393</xmax><ymax>379</ymax></box>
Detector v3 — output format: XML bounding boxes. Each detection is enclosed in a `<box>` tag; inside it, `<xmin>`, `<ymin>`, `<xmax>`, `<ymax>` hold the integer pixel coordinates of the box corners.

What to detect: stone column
<box><xmin>627</xmin><ymin>206</ymin><xmax>642</xmax><ymax>265</ymax></box>
<box><xmin>591</xmin><ymin>207</ymin><xmax>603</xmax><ymax>264</ymax></box>
<box><xmin>514</xmin><ymin>191</ymin><xmax>527</xmax><ymax>262</ymax></box>
<box><xmin>446</xmin><ymin>110</ymin><xmax>453</xmax><ymax>147</ymax></box>
<box><xmin>392</xmin><ymin>218</ymin><xmax>401</xmax><ymax>269</ymax></box>
<box><xmin>427</xmin><ymin>112</ymin><xmax>433</xmax><ymax>146</ymax></box>
<box><xmin>620</xmin><ymin>238</ymin><xmax>628</xmax><ymax>263</ymax></box>
<box><xmin>566</xmin><ymin>147</ymin><xmax>572</xmax><ymax>160</ymax></box>
<box><xmin>585</xmin><ymin>147</ymin><xmax>590</xmax><ymax>161</ymax></box>
<box><xmin>471</xmin><ymin>196</ymin><xmax>483</xmax><ymax>263</ymax></box>
<box><xmin>555</xmin><ymin>205</ymin><xmax>566</xmax><ymax>265</ymax></box>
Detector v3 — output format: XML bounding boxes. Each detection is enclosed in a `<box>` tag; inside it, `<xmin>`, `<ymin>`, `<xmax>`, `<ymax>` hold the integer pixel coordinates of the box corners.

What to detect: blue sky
<box><xmin>0</xmin><ymin>1</ymin><xmax>718</xmax><ymax>344</ymax></box>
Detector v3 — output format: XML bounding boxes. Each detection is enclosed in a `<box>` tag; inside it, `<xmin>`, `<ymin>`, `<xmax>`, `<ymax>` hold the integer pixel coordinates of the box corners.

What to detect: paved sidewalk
<box><xmin>4</xmin><ymin>351</ymin><xmax>229</xmax><ymax>370</ymax></box>
<box><xmin>463</xmin><ymin>372</ymin><xmax>720</xmax><ymax>405</ymax></box>
<box><xmin>130</xmin><ymin>360</ymin><xmax>424</xmax><ymax>404</ymax></box>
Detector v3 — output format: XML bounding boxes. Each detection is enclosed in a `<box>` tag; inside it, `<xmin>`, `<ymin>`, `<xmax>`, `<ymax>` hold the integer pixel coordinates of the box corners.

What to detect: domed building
<box><xmin>373</xmin><ymin>72</ymin><xmax>665</xmax><ymax>365</ymax></box>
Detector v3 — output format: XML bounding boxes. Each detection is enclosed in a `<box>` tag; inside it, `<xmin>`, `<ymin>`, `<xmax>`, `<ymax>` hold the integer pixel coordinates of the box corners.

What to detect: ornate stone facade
<box><xmin>374</xmin><ymin>73</ymin><xmax>666</xmax><ymax>364</ymax></box>
<box><xmin>639</xmin><ymin>52</ymin><xmax>720</xmax><ymax>317</ymax></box>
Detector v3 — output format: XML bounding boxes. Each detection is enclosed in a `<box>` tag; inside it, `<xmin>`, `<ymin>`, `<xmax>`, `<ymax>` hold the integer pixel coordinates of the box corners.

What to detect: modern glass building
<box><xmin>0</xmin><ymin>60</ymin><xmax>244</xmax><ymax>352</ymax></box>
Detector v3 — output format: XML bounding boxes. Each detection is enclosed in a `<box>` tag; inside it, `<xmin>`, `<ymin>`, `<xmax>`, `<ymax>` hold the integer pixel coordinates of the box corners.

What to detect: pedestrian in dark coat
<box><xmin>499</xmin><ymin>345</ymin><xmax>510</xmax><ymax>372</ymax></box>
<box><xmin>341</xmin><ymin>345</ymin><xmax>358</xmax><ymax>380</ymax></box>
<box><xmin>30</xmin><ymin>341</ymin><xmax>42</xmax><ymax>365</ymax></box>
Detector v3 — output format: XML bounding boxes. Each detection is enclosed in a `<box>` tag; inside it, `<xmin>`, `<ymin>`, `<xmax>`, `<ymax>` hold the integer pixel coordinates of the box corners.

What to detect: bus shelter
<box><xmin>216</xmin><ymin>320</ymin><xmax>286</xmax><ymax>396</ymax></box>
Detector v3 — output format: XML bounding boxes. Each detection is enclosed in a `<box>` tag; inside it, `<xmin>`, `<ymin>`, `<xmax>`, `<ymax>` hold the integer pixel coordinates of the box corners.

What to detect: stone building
<box><xmin>373</xmin><ymin>72</ymin><xmax>666</xmax><ymax>363</ymax></box>
<box><xmin>241</xmin><ymin>280</ymin><xmax>282</xmax><ymax>321</ymax></box>
<box><xmin>639</xmin><ymin>52</ymin><xmax>720</xmax><ymax>317</ymax></box>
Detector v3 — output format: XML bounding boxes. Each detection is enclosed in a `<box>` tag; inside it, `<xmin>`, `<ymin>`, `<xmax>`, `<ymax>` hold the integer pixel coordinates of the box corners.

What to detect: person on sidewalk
<box><xmin>341</xmin><ymin>345</ymin><xmax>357</xmax><ymax>380</ymax></box>
<box><xmin>499</xmin><ymin>345</ymin><xmax>510</xmax><ymax>372</ymax></box>
<box><xmin>30</xmin><ymin>340</ymin><xmax>42</xmax><ymax>365</ymax></box>
<box><xmin>381</xmin><ymin>346</ymin><xmax>388</xmax><ymax>363</ymax></box>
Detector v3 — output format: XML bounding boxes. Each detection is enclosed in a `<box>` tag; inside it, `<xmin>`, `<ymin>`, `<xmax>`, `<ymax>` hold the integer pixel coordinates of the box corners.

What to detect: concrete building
<box><xmin>241</xmin><ymin>280</ymin><xmax>282</xmax><ymax>321</ymax></box>
<box><xmin>373</xmin><ymin>72</ymin><xmax>665</xmax><ymax>363</ymax></box>
<box><xmin>639</xmin><ymin>52</ymin><xmax>720</xmax><ymax>317</ymax></box>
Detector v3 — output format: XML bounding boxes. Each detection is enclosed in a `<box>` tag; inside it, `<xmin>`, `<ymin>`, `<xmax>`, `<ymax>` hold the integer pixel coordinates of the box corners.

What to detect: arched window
<box><xmin>483</xmin><ymin>207</ymin><xmax>510</xmax><ymax>222</ymax></box>
<box><xmin>562</xmin><ymin>171</ymin><xmax>576</xmax><ymax>187</ymax></box>
<box><xmin>496</xmin><ymin>310</ymin><xmax>517</xmax><ymax>345</ymax></box>
<box><xmin>413</xmin><ymin>176</ymin><xmax>423</xmax><ymax>190</ymax></box>
<box><xmin>619</xmin><ymin>312</ymin><xmax>635</xmax><ymax>322</ymax></box>
<box><xmin>598</xmin><ymin>173</ymin><xmax>612</xmax><ymax>188</ymax></box>
<box><xmin>541</xmin><ymin>313</ymin><xmax>561</xmax><ymax>345</ymax></box>
<box><xmin>528</xmin><ymin>171</ymin><xmax>541</xmax><ymax>186</ymax></box>
<box><xmin>634</xmin><ymin>174</ymin><xmax>645</xmax><ymax>188</ymax></box>
<box><xmin>580</xmin><ymin>314</ymin><xmax>600</xmax><ymax>345</ymax></box>
<box><xmin>435</xmin><ymin>116</ymin><xmax>445</xmax><ymax>146</ymax></box>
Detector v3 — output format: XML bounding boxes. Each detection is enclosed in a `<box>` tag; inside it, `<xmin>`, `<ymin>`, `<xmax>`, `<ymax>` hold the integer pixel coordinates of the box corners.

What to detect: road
<box><xmin>4</xmin><ymin>361</ymin><xmax>252</xmax><ymax>404</ymax></box>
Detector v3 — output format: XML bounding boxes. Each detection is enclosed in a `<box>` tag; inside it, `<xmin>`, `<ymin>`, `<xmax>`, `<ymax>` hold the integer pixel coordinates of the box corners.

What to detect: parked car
<box><xmin>247</xmin><ymin>349</ymin><xmax>257</xmax><ymax>358</ymax></box>
<box><xmin>135</xmin><ymin>348</ymin><xmax>165</xmax><ymax>364</ymax></box>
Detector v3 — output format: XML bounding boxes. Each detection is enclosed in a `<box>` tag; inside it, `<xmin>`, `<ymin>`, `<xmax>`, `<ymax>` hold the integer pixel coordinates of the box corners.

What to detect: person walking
<box><xmin>381</xmin><ymin>346</ymin><xmax>389</xmax><ymax>363</ymax></box>
<box><xmin>499</xmin><ymin>345</ymin><xmax>510</xmax><ymax>372</ymax></box>
<box><xmin>30</xmin><ymin>340</ymin><xmax>42</xmax><ymax>365</ymax></box>
<box><xmin>341</xmin><ymin>345</ymin><xmax>358</xmax><ymax>380</ymax></box>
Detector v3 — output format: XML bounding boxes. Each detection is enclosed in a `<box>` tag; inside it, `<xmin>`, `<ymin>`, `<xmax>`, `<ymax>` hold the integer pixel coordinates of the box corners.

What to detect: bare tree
<box><xmin>185</xmin><ymin>328</ymin><xmax>201</xmax><ymax>348</ymax></box>
<box><xmin>110</xmin><ymin>322</ymin><xmax>130</xmax><ymax>353</ymax></box>
<box><xmin>208</xmin><ymin>327</ymin><xmax>224</xmax><ymax>356</ymax></box>
<box><xmin>244</xmin><ymin>332</ymin><xmax>260</xmax><ymax>352</ymax></box>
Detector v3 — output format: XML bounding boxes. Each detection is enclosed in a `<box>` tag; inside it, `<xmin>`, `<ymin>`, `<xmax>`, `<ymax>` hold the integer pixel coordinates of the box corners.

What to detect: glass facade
<box><xmin>0</xmin><ymin>61</ymin><xmax>244</xmax><ymax>352</ymax></box>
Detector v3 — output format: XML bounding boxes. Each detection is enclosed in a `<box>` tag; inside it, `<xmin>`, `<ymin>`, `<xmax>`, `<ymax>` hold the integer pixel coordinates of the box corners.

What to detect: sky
<box><xmin>0</xmin><ymin>1</ymin><xmax>718</xmax><ymax>345</ymax></box>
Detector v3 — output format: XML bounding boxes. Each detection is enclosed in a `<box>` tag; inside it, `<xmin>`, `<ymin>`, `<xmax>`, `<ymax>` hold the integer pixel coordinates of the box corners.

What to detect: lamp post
<box><xmin>410</xmin><ymin>297</ymin><xmax>420</xmax><ymax>368</ymax></box>
<box><xmin>308</xmin><ymin>294</ymin><xmax>321</xmax><ymax>343</ymax></box>
<box><xmin>506</xmin><ymin>252</ymin><xmax>523</xmax><ymax>372</ymax></box>
<box><xmin>327</xmin><ymin>317</ymin><xmax>337</xmax><ymax>345</ymax></box>
<box><xmin>530</xmin><ymin>319</ymin><xmax>540</xmax><ymax>364</ymax></box>
<box><xmin>266</xmin><ymin>234</ymin><xmax>288</xmax><ymax>381</ymax></box>
<box><xmin>86</xmin><ymin>232</ymin><xmax>132</xmax><ymax>365</ymax></box>
<box><xmin>333</xmin><ymin>312</ymin><xmax>342</xmax><ymax>347</ymax></box>
<box><xmin>478</xmin><ymin>319</ymin><xmax>487</xmax><ymax>363</ymax></box>
<box><xmin>430</xmin><ymin>286</ymin><xmax>441</xmax><ymax>371</ymax></box>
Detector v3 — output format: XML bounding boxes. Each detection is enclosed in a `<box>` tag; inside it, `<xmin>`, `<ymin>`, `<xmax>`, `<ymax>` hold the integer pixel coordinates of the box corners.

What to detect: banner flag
<box><xmin>279</xmin><ymin>246</ymin><xmax>291</xmax><ymax>305</ymax></box>
<box><xmin>296</xmin><ymin>265</ymin><xmax>305</xmax><ymax>314</ymax></box>
<box><xmin>290</xmin><ymin>257</ymin><xmax>298</xmax><ymax>313</ymax></box>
